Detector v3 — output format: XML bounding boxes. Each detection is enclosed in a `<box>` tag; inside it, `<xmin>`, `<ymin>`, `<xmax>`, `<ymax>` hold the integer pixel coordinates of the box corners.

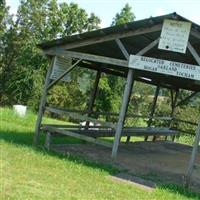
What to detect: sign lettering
<box><xmin>129</xmin><ymin>55</ymin><xmax>200</xmax><ymax>81</ymax></box>
<box><xmin>158</xmin><ymin>19</ymin><xmax>191</xmax><ymax>54</ymax></box>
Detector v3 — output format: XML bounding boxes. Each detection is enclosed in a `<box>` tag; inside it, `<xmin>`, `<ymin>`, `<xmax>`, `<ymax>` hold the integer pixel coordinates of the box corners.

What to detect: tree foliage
<box><xmin>1</xmin><ymin>1</ymin><xmax>199</xmax><ymax>134</ymax></box>
<box><xmin>112</xmin><ymin>3</ymin><xmax>135</xmax><ymax>26</ymax></box>
<box><xmin>0</xmin><ymin>0</ymin><xmax>101</xmax><ymax>107</ymax></box>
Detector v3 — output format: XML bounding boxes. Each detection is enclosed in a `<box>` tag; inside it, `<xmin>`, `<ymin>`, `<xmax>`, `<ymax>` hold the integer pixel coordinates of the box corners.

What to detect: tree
<box><xmin>111</xmin><ymin>3</ymin><xmax>135</xmax><ymax>26</ymax></box>
<box><xmin>93</xmin><ymin>3</ymin><xmax>136</xmax><ymax>120</ymax></box>
<box><xmin>0</xmin><ymin>0</ymin><xmax>101</xmax><ymax>108</ymax></box>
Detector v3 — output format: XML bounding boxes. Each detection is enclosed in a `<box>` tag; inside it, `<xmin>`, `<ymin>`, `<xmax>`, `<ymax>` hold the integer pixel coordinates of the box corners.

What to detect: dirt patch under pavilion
<box><xmin>51</xmin><ymin>141</ymin><xmax>200</xmax><ymax>193</ymax></box>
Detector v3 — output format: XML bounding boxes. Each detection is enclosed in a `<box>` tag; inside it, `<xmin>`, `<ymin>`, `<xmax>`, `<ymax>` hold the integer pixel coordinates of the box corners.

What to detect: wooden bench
<box><xmin>41</xmin><ymin>124</ymin><xmax>179</xmax><ymax>150</ymax></box>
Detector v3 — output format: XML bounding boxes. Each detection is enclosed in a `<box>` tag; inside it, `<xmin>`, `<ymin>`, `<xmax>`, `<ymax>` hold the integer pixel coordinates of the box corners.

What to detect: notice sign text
<box><xmin>129</xmin><ymin>55</ymin><xmax>200</xmax><ymax>81</ymax></box>
<box><xmin>158</xmin><ymin>19</ymin><xmax>191</xmax><ymax>54</ymax></box>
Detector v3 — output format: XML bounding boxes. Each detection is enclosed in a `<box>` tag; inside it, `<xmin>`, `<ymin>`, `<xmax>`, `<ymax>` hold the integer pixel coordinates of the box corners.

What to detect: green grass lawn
<box><xmin>0</xmin><ymin>107</ymin><xmax>200</xmax><ymax>200</ymax></box>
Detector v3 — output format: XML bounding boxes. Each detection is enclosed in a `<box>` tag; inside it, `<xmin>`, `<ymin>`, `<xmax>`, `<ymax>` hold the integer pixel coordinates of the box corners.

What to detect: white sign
<box><xmin>50</xmin><ymin>56</ymin><xmax>72</xmax><ymax>82</ymax></box>
<box><xmin>129</xmin><ymin>55</ymin><xmax>200</xmax><ymax>81</ymax></box>
<box><xmin>158</xmin><ymin>19</ymin><xmax>191</xmax><ymax>54</ymax></box>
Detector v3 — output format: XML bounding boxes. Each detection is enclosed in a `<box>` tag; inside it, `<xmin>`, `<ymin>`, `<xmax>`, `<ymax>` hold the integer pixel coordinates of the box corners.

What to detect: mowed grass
<box><xmin>0</xmin><ymin>107</ymin><xmax>200</xmax><ymax>200</ymax></box>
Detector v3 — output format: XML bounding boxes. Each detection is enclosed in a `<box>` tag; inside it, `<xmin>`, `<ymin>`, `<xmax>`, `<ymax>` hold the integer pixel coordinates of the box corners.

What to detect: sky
<box><xmin>5</xmin><ymin>0</ymin><xmax>200</xmax><ymax>27</ymax></box>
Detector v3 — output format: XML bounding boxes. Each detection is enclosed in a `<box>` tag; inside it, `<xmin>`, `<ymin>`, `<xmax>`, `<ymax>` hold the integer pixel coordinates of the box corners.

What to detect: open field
<box><xmin>0</xmin><ymin>107</ymin><xmax>200</xmax><ymax>200</ymax></box>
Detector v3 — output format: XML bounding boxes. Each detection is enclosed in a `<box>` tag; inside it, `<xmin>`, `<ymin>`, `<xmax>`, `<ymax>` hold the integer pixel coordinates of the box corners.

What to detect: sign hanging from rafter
<box><xmin>50</xmin><ymin>56</ymin><xmax>72</xmax><ymax>82</ymax></box>
<box><xmin>158</xmin><ymin>19</ymin><xmax>191</xmax><ymax>54</ymax></box>
<box><xmin>129</xmin><ymin>55</ymin><xmax>200</xmax><ymax>81</ymax></box>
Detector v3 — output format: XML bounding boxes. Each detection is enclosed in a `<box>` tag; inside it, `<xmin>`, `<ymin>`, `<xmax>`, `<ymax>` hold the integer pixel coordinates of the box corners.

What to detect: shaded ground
<box><xmin>51</xmin><ymin>141</ymin><xmax>200</xmax><ymax>193</ymax></box>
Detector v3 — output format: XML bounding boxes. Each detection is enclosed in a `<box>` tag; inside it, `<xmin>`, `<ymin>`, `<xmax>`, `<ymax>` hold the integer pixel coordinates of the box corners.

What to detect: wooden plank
<box><xmin>116</xmin><ymin>38</ymin><xmax>132</xmax><ymax>143</ymax></box>
<box><xmin>187</xmin><ymin>42</ymin><xmax>200</xmax><ymax>65</ymax></box>
<box><xmin>174</xmin><ymin>119</ymin><xmax>198</xmax><ymax>126</ymax></box>
<box><xmin>145</xmin><ymin>86</ymin><xmax>160</xmax><ymax>141</ymax></box>
<box><xmin>41</xmin><ymin>124</ymin><xmax>111</xmax><ymax>129</ymax></box>
<box><xmin>45</xmin><ymin>107</ymin><xmax>116</xmax><ymax>129</ymax></box>
<box><xmin>175</xmin><ymin>91</ymin><xmax>199</xmax><ymax>107</ymax></box>
<box><xmin>136</xmin><ymin>38</ymin><xmax>160</xmax><ymax>56</ymax></box>
<box><xmin>45</xmin><ymin>106</ymin><xmax>172</xmax><ymax>120</ymax></box>
<box><xmin>115</xmin><ymin>39</ymin><xmax>129</xmax><ymax>60</ymax></box>
<box><xmin>42</xmin><ymin>126</ymin><xmax>112</xmax><ymax>148</ymax></box>
<box><xmin>47</xmin><ymin>59</ymin><xmax>81</xmax><ymax>90</ymax></box>
<box><xmin>85</xmin><ymin>70</ymin><xmax>101</xmax><ymax>129</ymax></box>
<box><xmin>44</xmin><ymin>132</ymin><xmax>51</xmax><ymax>150</ymax></box>
<box><xmin>45</xmin><ymin>49</ymin><xmax>128</xmax><ymax>68</ymax></box>
<box><xmin>42</xmin><ymin>126</ymin><xmax>178</xmax><ymax>137</ymax></box>
<box><xmin>125</xmin><ymin>79</ymin><xmax>135</xmax><ymax>143</ymax></box>
<box><xmin>112</xmin><ymin>38</ymin><xmax>162</xmax><ymax>159</ymax></box>
<box><xmin>83</xmin><ymin>62</ymin><xmax>126</xmax><ymax>77</ymax></box>
<box><xmin>112</xmin><ymin>69</ymin><xmax>134</xmax><ymax>159</ymax></box>
<box><xmin>45</xmin><ymin>24</ymin><xmax>162</xmax><ymax>51</ymax></box>
<box><xmin>190</xmin><ymin>30</ymin><xmax>200</xmax><ymax>40</ymax></box>
<box><xmin>176</xmin><ymin>129</ymin><xmax>195</xmax><ymax>135</ymax></box>
<box><xmin>166</xmin><ymin>89</ymin><xmax>179</xmax><ymax>141</ymax></box>
<box><xmin>185</xmin><ymin>116</ymin><xmax>200</xmax><ymax>187</ymax></box>
<box><xmin>33</xmin><ymin>57</ymin><xmax>54</xmax><ymax>145</ymax></box>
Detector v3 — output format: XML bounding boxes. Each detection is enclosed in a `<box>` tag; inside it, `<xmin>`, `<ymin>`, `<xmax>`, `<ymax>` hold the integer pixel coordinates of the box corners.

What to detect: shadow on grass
<box><xmin>0</xmin><ymin>129</ymin><xmax>119</xmax><ymax>175</ymax></box>
<box><xmin>158</xmin><ymin>184</ymin><xmax>200</xmax><ymax>200</ymax></box>
<box><xmin>1</xmin><ymin>129</ymin><xmax>200</xmax><ymax>198</ymax></box>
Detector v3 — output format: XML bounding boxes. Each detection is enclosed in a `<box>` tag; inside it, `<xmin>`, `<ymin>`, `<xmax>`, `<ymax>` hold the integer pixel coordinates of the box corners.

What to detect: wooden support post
<box><xmin>112</xmin><ymin>69</ymin><xmax>134</xmax><ymax>159</ymax></box>
<box><xmin>185</xmin><ymin>116</ymin><xmax>200</xmax><ymax>187</ymax></box>
<box><xmin>175</xmin><ymin>91</ymin><xmax>199</xmax><ymax>108</ymax></box>
<box><xmin>145</xmin><ymin>86</ymin><xmax>160</xmax><ymax>142</ymax></box>
<box><xmin>115</xmin><ymin>38</ymin><xmax>129</xmax><ymax>60</ymax></box>
<box><xmin>33</xmin><ymin>57</ymin><xmax>54</xmax><ymax>145</ymax></box>
<box><xmin>165</xmin><ymin>89</ymin><xmax>179</xmax><ymax>141</ymax></box>
<box><xmin>111</xmin><ymin>37</ymin><xmax>160</xmax><ymax>159</ymax></box>
<box><xmin>45</xmin><ymin>132</ymin><xmax>51</xmax><ymax>150</ymax></box>
<box><xmin>115</xmin><ymin>38</ymin><xmax>133</xmax><ymax>144</ymax></box>
<box><xmin>85</xmin><ymin>70</ymin><xmax>101</xmax><ymax>129</ymax></box>
<box><xmin>125</xmin><ymin>81</ymin><xmax>134</xmax><ymax>144</ymax></box>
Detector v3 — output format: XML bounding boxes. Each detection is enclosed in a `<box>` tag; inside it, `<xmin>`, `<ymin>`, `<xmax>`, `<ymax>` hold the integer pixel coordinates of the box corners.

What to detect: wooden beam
<box><xmin>115</xmin><ymin>38</ymin><xmax>129</xmax><ymax>60</ymax></box>
<box><xmin>111</xmin><ymin>38</ymin><xmax>161</xmax><ymax>159</ymax></box>
<box><xmin>112</xmin><ymin>69</ymin><xmax>134</xmax><ymax>159</ymax></box>
<box><xmin>41</xmin><ymin>124</ymin><xmax>111</xmax><ymax>129</ymax></box>
<box><xmin>135</xmin><ymin>37</ymin><xmax>160</xmax><ymax>56</ymax></box>
<box><xmin>114</xmin><ymin>40</ymin><xmax>132</xmax><ymax>143</ymax></box>
<box><xmin>47</xmin><ymin>59</ymin><xmax>82</xmax><ymax>90</ymax></box>
<box><xmin>46</xmin><ymin>24</ymin><xmax>162</xmax><ymax>51</ymax></box>
<box><xmin>174</xmin><ymin>118</ymin><xmax>198</xmax><ymax>126</ymax></box>
<box><xmin>45</xmin><ymin>49</ymin><xmax>128</xmax><ymax>68</ymax></box>
<box><xmin>33</xmin><ymin>57</ymin><xmax>54</xmax><ymax>145</ymax></box>
<box><xmin>85</xmin><ymin>70</ymin><xmax>101</xmax><ymax>129</ymax></box>
<box><xmin>45</xmin><ymin>107</ymin><xmax>116</xmax><ymax>129</ymax></box>
<box><xmin>83</xmin><ymin>62</ymin><xmax>126</xmax><ymax>77</ymax></box>
<box><xmin>145</xmin><ymin>86</ymin><xmax>160</xmax><ymax>141</ymax></box>
<box><xmin>44</xmin><ymin>132</ymin><xmax>51</xmax><ymax>150</ymax></box>
<box><xmin>42</xmin><ymin>126</ymin><xmax>112</xmax><ymax>148</ymax></box>
<box><xmin>166</xmin><ymin>89</ymin><xmax>179</xmax><ymax>141</ymax></box>
<box><xmin>48</xmin><ymin>128</ymin><xmax>178</xmax><ymax>138</ymax></box>
<box><xmin>187</xmin><ymin>42</ymin><xmax>200</xmax><ymax>65</ymax></box>
<box><xmin>190</xmin><ymin>29</ymin><xmax>200</xmax><ymax>40</ymax></box>
<box><xmin>175</xmin><ymin>91</ymin><xmax>199</xmax><ymax>107</ymax></box>
<box><xmin>185</xmin><ymin>116</ymin><xmax>200</xmax><ymax>187</ymax></box>
<box><xmin>125</xmin><ymin>80</ymin><xmax>135</xmax><ymax>143</ymax></box>
<box><xmin>44</xmin><ymin>106</ymin><xmax>172</xmax><ymax>121</ymax></box>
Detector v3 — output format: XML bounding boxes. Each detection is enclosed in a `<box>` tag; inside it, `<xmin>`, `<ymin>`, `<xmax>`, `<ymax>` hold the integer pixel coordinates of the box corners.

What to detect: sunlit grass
<box><xmin>0</xmin><ymin>107</ymin><xmax>199</xmax><ymax>200</ymax></box>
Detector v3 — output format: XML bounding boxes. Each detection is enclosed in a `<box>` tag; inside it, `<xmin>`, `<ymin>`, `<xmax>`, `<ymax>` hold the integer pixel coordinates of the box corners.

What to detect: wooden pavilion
<box><xmin>34</xmin><ymin>13</ymin><xmax>200</xmax><ymax>187</ymax></box>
